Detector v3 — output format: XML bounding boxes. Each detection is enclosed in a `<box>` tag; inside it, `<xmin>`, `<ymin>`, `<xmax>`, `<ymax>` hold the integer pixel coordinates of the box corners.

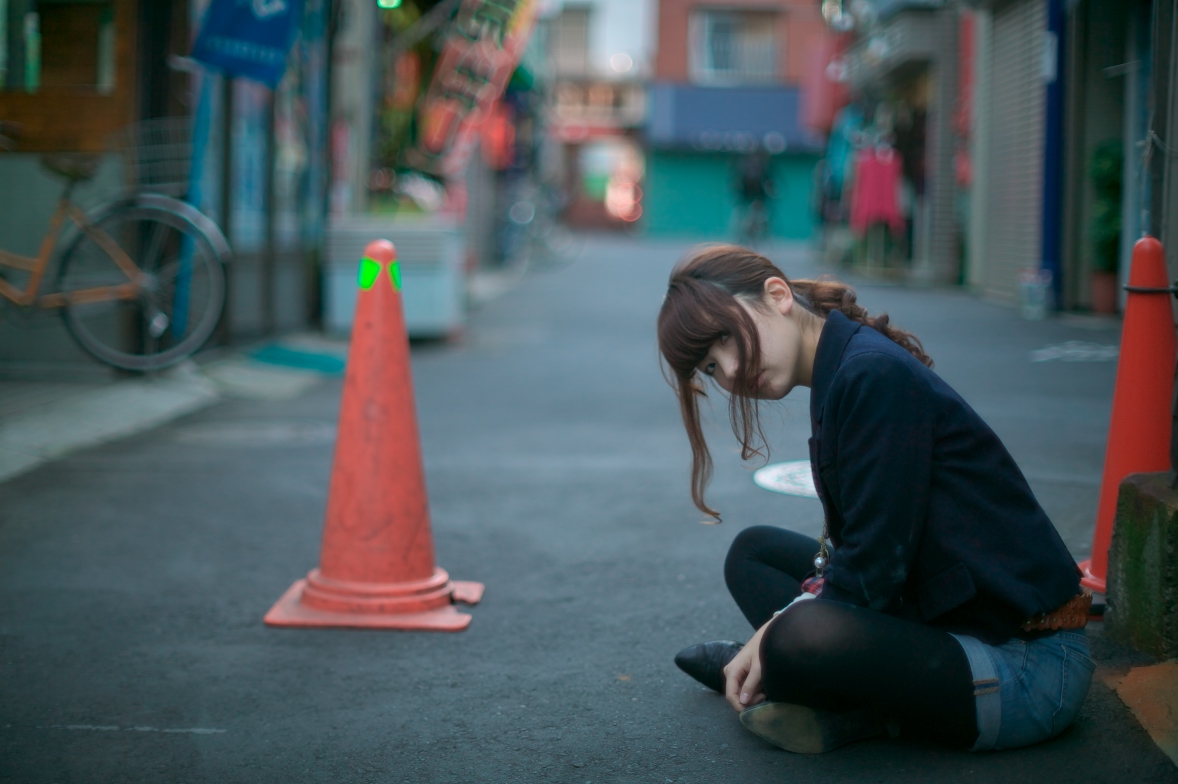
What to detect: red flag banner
<box><xmin>405</xmin><ymin>0</ymin><xmax>537</xmax><ymax>178</ymax></box>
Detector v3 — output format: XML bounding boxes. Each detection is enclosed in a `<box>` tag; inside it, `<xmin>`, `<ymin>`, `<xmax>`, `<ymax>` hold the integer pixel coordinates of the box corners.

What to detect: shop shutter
<box><xmin>983</xmin><ymin>0</ymin><xmax>1046</xmax><ymax>301</ymax></box>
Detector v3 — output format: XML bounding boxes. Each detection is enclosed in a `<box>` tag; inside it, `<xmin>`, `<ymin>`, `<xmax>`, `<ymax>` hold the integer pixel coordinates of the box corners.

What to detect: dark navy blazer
<box><xmin>809</xmin><ymin>310</ymin><xmax>1080</xmax><ymax>644</ymax></box>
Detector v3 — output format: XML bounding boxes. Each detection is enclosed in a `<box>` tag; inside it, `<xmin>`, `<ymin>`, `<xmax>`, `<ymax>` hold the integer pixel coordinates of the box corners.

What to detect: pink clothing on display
<box><xmin>849</xmin><ymin>147</ymin><xmax>905</xmax><ymax>237</ymax></box>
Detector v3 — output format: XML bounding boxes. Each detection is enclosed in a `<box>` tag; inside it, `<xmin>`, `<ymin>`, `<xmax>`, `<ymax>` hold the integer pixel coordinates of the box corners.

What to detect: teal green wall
<box><xmin>642</xmin><ymin>151</ymin><xmax>819</xmax><ymax>240</ymax></box>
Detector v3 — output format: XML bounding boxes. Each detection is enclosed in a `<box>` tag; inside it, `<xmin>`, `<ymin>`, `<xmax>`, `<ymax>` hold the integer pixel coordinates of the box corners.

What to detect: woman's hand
<box><xmin>723</xmin><ymin>619</ymin><xmax>773</xmax><ymax>712</ymax></box>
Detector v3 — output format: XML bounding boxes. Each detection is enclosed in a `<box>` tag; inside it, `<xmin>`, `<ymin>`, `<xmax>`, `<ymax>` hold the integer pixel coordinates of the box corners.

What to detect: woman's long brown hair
<box><xmin>657</xmin><ymin>245</ymin><xmax>932</xmax><ymax>518</ymax></box>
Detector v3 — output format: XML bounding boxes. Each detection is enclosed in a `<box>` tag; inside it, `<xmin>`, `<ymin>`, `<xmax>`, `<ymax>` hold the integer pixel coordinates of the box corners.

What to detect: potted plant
<box><xmin>1089</xmin><ymin>140</ymin><xmax>1123</xmax><ymax>314</ymax></box>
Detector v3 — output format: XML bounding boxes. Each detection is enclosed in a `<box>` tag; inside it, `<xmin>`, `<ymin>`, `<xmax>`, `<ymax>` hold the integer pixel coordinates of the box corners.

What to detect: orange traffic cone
<box><xmin>1079</xmin><ymin>236</ymin><xmax>1176</xmax><ymax>593</ymax></box>
<box><xmin>265</xmin><ymin>240</ymin><xmax>483</xmax><ymax>630</ymax></box>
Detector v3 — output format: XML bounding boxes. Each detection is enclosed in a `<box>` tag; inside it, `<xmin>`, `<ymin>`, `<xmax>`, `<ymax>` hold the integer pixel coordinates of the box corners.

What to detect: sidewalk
<box><xmin>0</xmin><ymin>236</ymin><xmax>1174</xmax><ymax>783</ymax></box>
<box><xmin>0</xmin><ymin>335</ymin><xmax>349</xmax><ymax>485</ymax></box>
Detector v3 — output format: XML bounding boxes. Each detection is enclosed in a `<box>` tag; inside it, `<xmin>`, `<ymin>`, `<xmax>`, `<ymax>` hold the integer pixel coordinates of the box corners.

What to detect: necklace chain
<box><xmin>814</xmin><ymin>521</ymin><xmax>830</xmax><ymax>576</ymax></box>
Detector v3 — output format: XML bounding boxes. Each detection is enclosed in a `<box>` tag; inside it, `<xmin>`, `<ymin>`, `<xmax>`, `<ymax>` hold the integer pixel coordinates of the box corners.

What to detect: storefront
<box><xmin>969</xmin><ymin>0</ymin><xmax>1163</xmax><ymax>312</ymax></box>
<box><xmin>836</xmin><ymin>2</ymin><xmax>961</xmax><ymax>283</ymax></box>
<box><xmin>188</xmin><ymin>0</ymin><xmax>330</xmax><ymax>338</ymax></box>
<box><xmin>643</xmin><ymin>83</ymin><xmax>822</xmax><ymax>241</ymax></box>
<box><xmin>1057</xmin><ymin>0</ymin><xmax>1154</xmax><ymax>312</ymax></box>
<box><xmin>0</xmin><ymin>0</ymin><xmax>189</xmax><ymax>366</ymax></box>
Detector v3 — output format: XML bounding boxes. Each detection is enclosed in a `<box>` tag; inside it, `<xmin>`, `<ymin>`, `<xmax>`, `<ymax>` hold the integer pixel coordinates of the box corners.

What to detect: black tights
<box><xmin>724</xmin><ymin>525</ymin><xmax>979</xmax><ymax>749</ymax></box>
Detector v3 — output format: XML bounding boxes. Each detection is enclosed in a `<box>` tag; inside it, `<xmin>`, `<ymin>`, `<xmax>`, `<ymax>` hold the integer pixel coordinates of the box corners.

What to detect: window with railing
<box><xmin>547</xmin><ymin>5</ymin><xmax>591</xmax><ymax>78</ymax></box>
<box><xmin>689</xmin><ymin>10</ymin><xmax>778</xmax><ymax>86</ymax></box>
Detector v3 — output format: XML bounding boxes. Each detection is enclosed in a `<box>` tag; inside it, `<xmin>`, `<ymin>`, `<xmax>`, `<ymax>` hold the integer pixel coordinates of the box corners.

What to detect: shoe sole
<box><xmin>739</xmin><ymin>702</ymin><xmax>886</xmax><ymax>754</ymax></box>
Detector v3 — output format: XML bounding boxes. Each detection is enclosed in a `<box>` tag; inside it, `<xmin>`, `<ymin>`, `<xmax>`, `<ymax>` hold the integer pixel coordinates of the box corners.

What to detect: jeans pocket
<box><xmin>1051</xmin><ymin>646</ymin><xmax>1096</xmax><ymax>737</ymax></box>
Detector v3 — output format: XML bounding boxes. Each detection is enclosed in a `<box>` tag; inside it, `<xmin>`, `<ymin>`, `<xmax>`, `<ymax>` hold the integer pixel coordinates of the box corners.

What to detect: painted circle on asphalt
<box><xmin>753</xmin><ymin>460</ymin><xmax>819</xmax><ymax>498</ymax></box>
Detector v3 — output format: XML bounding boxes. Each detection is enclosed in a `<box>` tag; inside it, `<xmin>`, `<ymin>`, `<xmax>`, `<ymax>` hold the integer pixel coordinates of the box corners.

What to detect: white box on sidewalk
<box><xmin>324</xmin><ymin>213</ymin><xmax>466</xmax><ymax>337</ymax></box>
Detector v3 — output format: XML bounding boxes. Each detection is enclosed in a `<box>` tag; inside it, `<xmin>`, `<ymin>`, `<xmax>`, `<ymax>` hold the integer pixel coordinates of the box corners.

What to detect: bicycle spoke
<box><xmin>140</xmin><ymin>220</ymin><xmax>170</xmax><ymax>274</ymax></box>
<box><xmin>148</xmin><ymin>253</ymin><xmax>208</xmax><ymax>341</ymax></box>
<box><xmin>153</xmin><ymin>255</ymin><xmax>184</xmax><ymax>286</ymax></box>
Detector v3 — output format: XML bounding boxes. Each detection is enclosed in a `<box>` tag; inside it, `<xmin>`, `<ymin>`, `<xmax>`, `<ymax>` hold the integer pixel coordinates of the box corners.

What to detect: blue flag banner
<box><xmin>191</xmin><ymin>0</ymin><xmax>304</xmax><ymax>87</ymax></box>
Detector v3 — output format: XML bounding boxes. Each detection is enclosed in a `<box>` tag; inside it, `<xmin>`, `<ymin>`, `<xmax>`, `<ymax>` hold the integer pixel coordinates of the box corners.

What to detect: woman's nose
<box><xmin>717</xmin><ymin>356</ymin><xmax>739</xmax><ymax>390</ymax></box>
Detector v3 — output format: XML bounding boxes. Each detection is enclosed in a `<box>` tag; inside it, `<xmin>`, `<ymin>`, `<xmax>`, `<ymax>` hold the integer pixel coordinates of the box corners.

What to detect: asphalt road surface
<box><xmin>2</xmin><ymin>236</ymin><xmax>1174</xmax><ymax>783</ymax></box>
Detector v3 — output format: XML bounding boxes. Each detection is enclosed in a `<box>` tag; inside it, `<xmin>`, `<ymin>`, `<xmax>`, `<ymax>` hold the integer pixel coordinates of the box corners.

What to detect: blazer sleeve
<box><xmin>817</xmin><ymin>352</ymin><xmax>935</xmax><ymax>613</ymax></box>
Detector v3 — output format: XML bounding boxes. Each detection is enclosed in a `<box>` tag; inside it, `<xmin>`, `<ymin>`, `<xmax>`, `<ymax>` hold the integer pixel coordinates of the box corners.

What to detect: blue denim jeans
<box><xmin>950</xmin><ymin>630</ymin><xmax>1095</xmax><ymax>751</ymax></box>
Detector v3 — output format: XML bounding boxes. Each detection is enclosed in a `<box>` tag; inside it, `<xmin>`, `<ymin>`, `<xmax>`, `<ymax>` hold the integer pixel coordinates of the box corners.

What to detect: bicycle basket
<box><xmin>109</xmin><ymin>117</ymin><xmax>195</xmax><ymax>198</ymax></box>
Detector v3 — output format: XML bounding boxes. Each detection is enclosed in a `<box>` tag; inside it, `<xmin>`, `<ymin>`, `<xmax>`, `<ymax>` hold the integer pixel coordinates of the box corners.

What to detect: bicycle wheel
<box><xmin>56</xmin><ymin>196</ymin><xmax>226</xmax><ymax>371</ymax></box>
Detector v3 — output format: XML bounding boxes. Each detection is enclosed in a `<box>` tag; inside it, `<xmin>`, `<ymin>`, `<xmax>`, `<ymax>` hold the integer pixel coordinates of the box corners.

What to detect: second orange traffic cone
<box><xmin>1079</xmin><ymin>236</ymin><xmax>1176</xmax><ymax>593</ymax></box>
<box><xmin>265</xmin><ymin>239</ymin><xmax>483</xmax><ymax>630</ymax></box>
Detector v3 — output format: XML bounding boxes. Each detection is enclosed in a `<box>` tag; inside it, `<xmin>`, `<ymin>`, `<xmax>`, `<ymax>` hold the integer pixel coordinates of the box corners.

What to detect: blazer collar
<box><xmin>810</xmin><ymin>309</ymin><xmax>861</xmax><ymax>423</ymax></box>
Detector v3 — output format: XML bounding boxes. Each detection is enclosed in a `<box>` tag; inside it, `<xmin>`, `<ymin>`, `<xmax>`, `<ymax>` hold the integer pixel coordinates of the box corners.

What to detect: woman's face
<box><xmin>697</xmin><ymin>278</ymin><xmax>804</xmax><ymax>400</ymax></box>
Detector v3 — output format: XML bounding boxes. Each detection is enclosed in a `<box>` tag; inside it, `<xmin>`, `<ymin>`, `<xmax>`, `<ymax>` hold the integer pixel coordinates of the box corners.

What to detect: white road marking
<box><xmin>1030</xmin><ymin>341</ymin><xmax>1119</xmax><ymax>362</ymax></box>
<box><xmin>753</xmin><ymin>461</ymin><xmax>819</xmax><ymax>498</ymax></box>
<box><xmin>36</xmin><ymin>725</ymin><xmax>226</xmax><ymax>734</ymax></box>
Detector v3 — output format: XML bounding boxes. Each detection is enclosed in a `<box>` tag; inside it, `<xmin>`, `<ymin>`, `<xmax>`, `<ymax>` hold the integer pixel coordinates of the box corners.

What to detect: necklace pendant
<box><xmin>813</xmin><ymin>554</ymin><xmax>827</xmax><ymax>572</ymax></box>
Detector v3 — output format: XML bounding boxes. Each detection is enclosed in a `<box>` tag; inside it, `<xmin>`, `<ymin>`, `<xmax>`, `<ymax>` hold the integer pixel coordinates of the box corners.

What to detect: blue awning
<box><xmin>646</xmin><ymin>83</ymin><xmax>823</xmax><ymax>153</ymax></box>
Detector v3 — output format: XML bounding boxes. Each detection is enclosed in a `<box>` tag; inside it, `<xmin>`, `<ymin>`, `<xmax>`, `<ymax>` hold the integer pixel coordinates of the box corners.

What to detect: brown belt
<box><xmin>1021</xmin><ymin>588</ymin><xmax>1093</xmax><ymax>632</ymax></box>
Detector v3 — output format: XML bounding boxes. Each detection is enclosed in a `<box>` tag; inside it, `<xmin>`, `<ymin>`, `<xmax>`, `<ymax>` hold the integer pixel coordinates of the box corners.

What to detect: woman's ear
<box><xmin>763</xmin><ymin>277</ymin><xmax>794</xmax><ymax>316</ymax></box>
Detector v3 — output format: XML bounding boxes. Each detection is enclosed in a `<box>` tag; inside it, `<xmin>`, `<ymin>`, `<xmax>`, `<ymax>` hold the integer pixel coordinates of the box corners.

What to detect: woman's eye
<box><xmin>703</xmin><ymin>362</ymin><xmax>716</xmax><ymax>377</ymax></box>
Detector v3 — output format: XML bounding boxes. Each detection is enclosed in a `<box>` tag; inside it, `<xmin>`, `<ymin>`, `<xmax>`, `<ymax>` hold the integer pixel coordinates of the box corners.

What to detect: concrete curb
<box><xmin>1107</xmin><ymin>473</ymin><xmax>1178</xmax><ymax>659</ymax></box>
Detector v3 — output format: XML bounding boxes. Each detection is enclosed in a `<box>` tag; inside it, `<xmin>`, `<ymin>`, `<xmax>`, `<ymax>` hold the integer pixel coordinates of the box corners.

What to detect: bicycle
<box><xmin>0</xmin><ymin>120</ymin><xmax>230</xmax><ymax>371</ymax></box>
<box><xmin>501</xmin><ymin>180</ymin><xmax>581</xmax><ymax>269</ymax></box>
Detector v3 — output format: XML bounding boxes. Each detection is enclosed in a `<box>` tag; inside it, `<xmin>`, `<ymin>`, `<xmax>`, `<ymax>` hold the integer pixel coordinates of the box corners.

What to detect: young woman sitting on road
<box><xmin>657</xmin><ymin>245</ymin><xmax>1094</xmax><ymax>753</ymax></box>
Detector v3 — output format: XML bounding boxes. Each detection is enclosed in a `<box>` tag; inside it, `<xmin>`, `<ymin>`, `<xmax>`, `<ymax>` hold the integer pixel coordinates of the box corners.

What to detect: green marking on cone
<box><xmin>389</xmin><ymin>261</ymin><xmax>402</xmax><ymax>291</ymax></box>
<box><xmin>358</xmin><ymin>257</ymin><xmax>382</xmax><ymax>290</ymax></box>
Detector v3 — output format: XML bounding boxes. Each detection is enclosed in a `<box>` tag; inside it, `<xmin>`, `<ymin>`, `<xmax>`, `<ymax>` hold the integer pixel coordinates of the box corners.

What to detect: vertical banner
<box><xmin>405</xmin><ymin>0</ymin><xmax>537</xmax><ymax>178</ymax></box>
<box><xmin>191</xmin><ymin>0</ymin><xmax>305</xmax><ymax>88</ymax></box>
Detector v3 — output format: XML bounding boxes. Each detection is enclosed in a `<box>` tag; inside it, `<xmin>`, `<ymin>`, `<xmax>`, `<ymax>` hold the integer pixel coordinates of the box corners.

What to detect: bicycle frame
<box><xmin>0</xmin><ymin>194</ymin><xmax>142</xmax><ymax>309</ymax></box>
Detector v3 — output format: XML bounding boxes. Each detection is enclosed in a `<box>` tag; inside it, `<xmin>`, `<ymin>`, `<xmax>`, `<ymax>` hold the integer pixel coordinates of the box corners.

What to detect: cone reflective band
<box><xmin>265</xmin><ymin>238</ymin><xmax>482</xmax><ymax>630</ymax></box>
<box><xmin>358</xmin><ymin>255</ymin><xmax>402</xmax><ymax>291</ymax></box>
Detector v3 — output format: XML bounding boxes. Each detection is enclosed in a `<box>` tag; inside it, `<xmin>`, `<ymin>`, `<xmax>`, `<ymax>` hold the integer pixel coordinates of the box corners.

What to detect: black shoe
<box><xmin>674</xmin><ymin>640</ymin><xmax>743</xmax><ymax>693</ymax></box>
<box><xmin>739</xmin><ymin>701</ymin><xmax>891</xmax><ymax>753</ymax></box>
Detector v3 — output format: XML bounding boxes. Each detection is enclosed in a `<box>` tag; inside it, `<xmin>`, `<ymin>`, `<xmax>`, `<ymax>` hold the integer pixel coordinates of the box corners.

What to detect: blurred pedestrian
<box><xmin>733</xmin><ymin>152</ymin><xmax>775</xmax><ymax>246</ymax></box>
<box><xmin>657</xmin><ymin>245</ymin><xmax>1093</xmax><ymax>754</ymax></box>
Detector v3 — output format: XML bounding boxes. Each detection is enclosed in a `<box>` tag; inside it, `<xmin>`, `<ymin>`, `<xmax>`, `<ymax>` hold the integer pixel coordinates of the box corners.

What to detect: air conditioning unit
<box><xmin>324</xmin><ymin>213</ymin><xmax>466</xmax><ymax>338</ymax></box>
